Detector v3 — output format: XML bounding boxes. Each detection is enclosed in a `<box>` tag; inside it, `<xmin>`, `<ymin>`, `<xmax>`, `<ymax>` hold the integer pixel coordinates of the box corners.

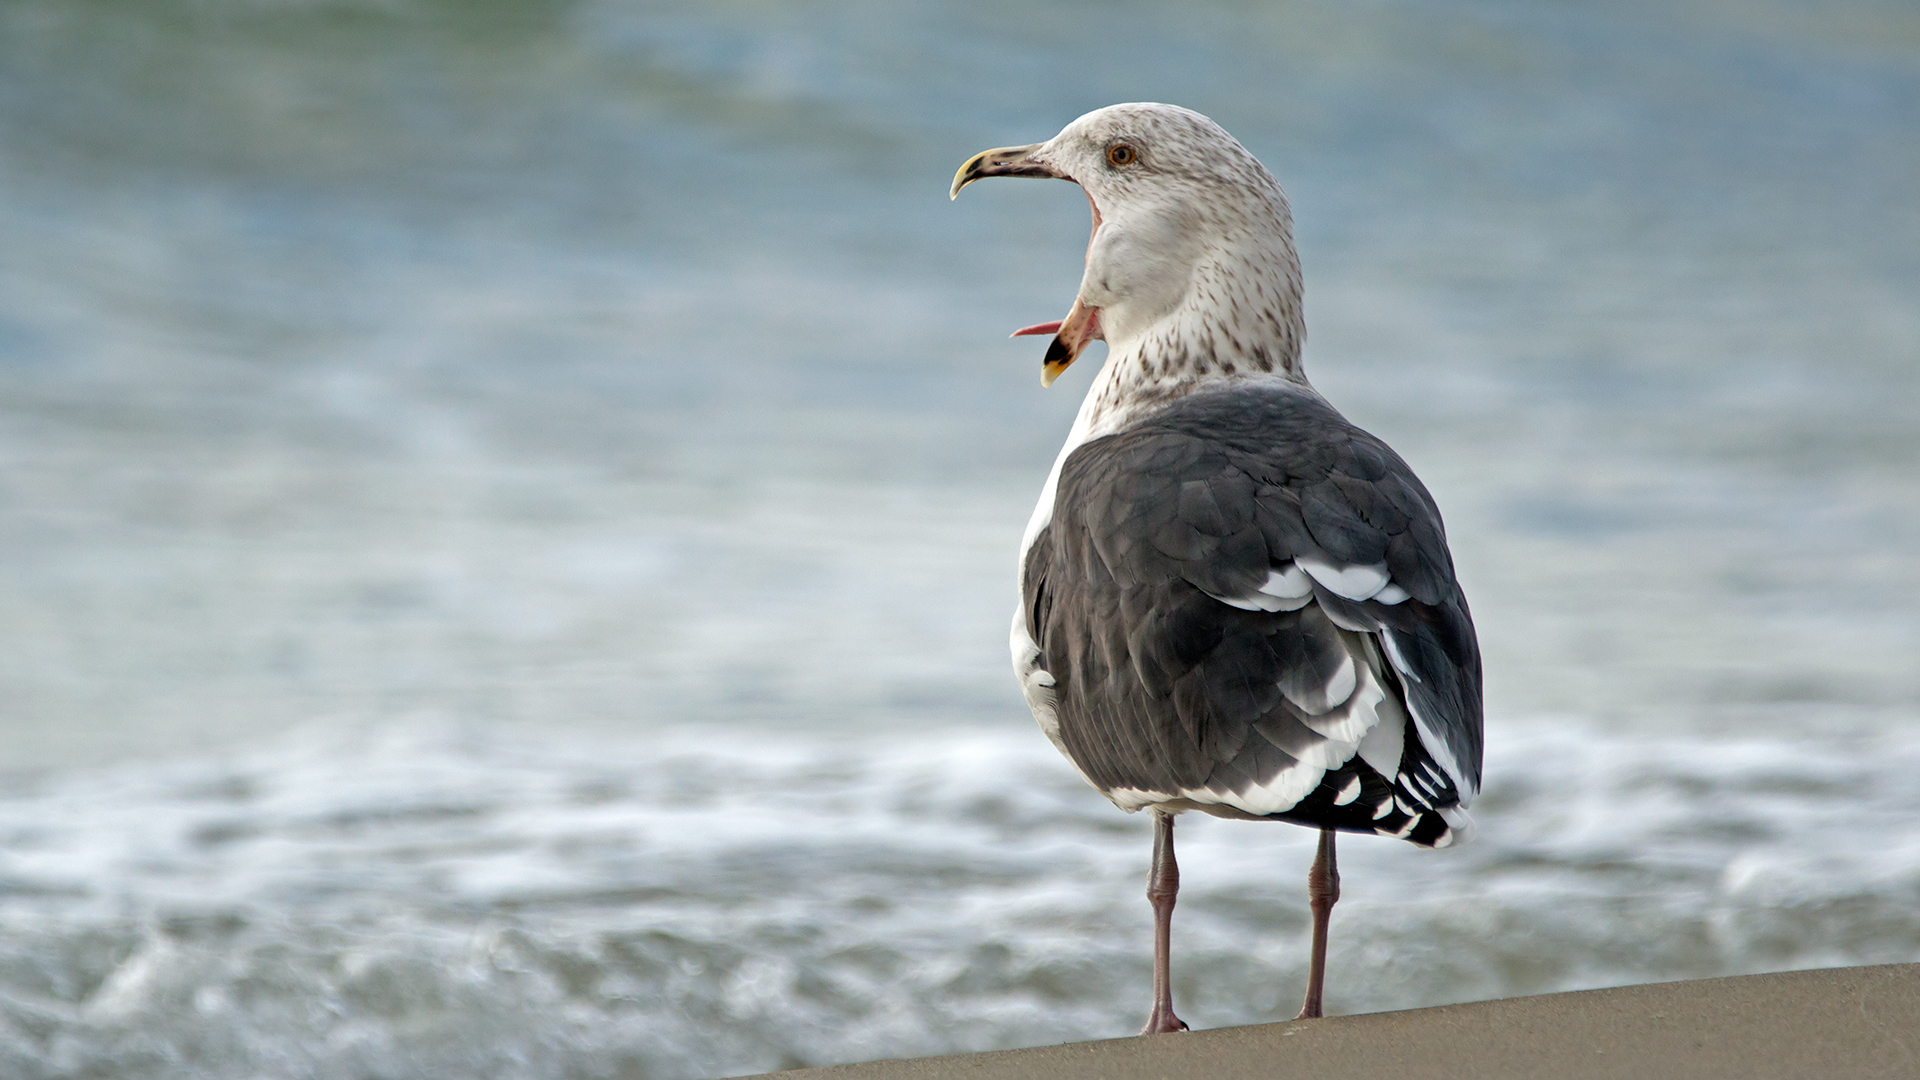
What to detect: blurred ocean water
<box><xmin>0</xmin><ymin>0</ymin><xmax>1917</xmax><ymax>1076</ymax></box>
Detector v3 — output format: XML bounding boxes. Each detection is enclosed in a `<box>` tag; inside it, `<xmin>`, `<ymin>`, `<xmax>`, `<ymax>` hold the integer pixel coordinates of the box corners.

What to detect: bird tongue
<box><xmin>1009</xmin><ymin>320</ymin><xmax>1062</xmax><ymax>337</ymax></box>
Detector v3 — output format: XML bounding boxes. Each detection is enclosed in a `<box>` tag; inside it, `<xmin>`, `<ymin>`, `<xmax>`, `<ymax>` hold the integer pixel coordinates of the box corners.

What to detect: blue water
<box><xmin>1</xmin><ymin>1</ymin><xmax>1917</xmax><ymax>1076</ymax></box>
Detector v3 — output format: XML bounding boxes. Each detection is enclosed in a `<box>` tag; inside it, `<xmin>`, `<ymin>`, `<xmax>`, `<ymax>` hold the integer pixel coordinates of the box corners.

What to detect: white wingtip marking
<box><xmin>1207</xmin><ymin>562</ymin><xmax>1314</xmax><ymax>612</ymax></box>
<box><xmin>1439</xmin><ymin>805</ymin><xmax>1477</xmax><ymax>845</ymax></box>
<box><xmin>1402</xmin><ymin>690</ymin><xmax>1476</xmax><ymax>805</ymax></box>
<box><xmin>1380</xmin><ymin>630</ymin><xmax>1423</xmax><ymax>685</ymax></box>
<box><xmin>1356</xmin><ymin>692</ymin><xmax>1405</xmax><ymax>777</ymax></box>
<box><xmin>1293</xmin><ymin>649</ymin><xmax>1389</xmax><ymax>743</ymax></box>
<box><xmin>1260</xmin><ymin>562</ymin><xmax>1314</xmax><ymax>600</ymax></box>
<box><xmin>1286</xmin><ymin>653</ymin><xmax>1357</xmax><ymax>717</ymax></box>
<box><xmin>1213</xmin><ymin>590</ymin><xmax>1312</xmax><ymax>612</ymax></box>
<box><xmin>1297</xmin><ymin>556</ymin><xmax>1389</xmax><ymax>602</ymax></box>
<box><xmin>1105</xmin><ymin>787</ymin><xmax>1172</xmax><ymax>812</ymax></box>
<box><xmin>1332</xmin><ymin>776</ymin><xmax>1362</xmax><ymax>805</ymax></box>
<box><xmin>1373</xmin><ymin>583</ymin><xmax>1411</xmax><ymax>605</ymax></box>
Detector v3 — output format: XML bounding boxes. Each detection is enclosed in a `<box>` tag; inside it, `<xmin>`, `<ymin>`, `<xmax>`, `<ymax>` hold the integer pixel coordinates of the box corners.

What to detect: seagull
<box><xmin>951</xmin><ymin>103</ymin><xmax>1483</xmax><ymax>1034</ymax></box>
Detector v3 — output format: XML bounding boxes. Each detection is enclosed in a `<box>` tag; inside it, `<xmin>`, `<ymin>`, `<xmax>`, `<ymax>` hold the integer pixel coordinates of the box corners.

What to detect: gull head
<box><xmin>953</xmin><ymin>103</ymin><xmax>1305</xmax><ymax>388</ymax></box>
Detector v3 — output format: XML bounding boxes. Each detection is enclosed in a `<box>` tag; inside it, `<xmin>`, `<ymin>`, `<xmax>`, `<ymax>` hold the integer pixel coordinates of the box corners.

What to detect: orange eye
<box><xmin>1107</xmin><ymin>143</ymin><xmax>1137</xmax><ymax>166</ymax></box>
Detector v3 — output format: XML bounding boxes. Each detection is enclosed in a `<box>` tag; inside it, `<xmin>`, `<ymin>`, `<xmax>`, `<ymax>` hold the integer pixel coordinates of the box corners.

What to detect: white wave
<box><xmin>1</xmin><ymin>714</ymin><xmax>1918</xmax><ymax>1078</ymax></box>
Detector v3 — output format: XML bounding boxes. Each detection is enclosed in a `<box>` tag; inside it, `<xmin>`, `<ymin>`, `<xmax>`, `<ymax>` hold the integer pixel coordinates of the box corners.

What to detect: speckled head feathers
<box><xmin>1038</xmin><ymin>103</ymin><xmax>1285</xmax><ymax>210</ymax></box>
<box><xmin>956</xmin><ymin>104</ymin><xmax>1310</xmax><ymax>410</ymax></box>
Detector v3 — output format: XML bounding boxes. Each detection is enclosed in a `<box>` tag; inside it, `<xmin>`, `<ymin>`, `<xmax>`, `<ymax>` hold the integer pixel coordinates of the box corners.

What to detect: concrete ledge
<box><xmin>754</xmin><ymin>964</ymin><xmax>1919</xmax><ymax>1080</ymax></box>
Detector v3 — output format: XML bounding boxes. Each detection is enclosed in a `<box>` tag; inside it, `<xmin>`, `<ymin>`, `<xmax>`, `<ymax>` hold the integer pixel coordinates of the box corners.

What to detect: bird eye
<box><xmin>1107</xmin><ymin>143</ymin><xmax>1138</xmax><ymax>166</ymax></box>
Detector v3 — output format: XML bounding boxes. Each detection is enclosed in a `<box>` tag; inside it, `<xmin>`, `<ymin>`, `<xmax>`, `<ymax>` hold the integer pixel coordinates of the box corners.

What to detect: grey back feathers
<box><xmin>1018</xmin><ymin>384</ymin><xmax>1482</xmax><ymax>847</ymax></box>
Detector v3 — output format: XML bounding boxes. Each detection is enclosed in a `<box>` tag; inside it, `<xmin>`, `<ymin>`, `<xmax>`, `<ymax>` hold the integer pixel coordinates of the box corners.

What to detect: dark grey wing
<box><xmin>1020</xmin><ymin>384</ymin><xmax>1482</xmax><ymax>846</ymax></box>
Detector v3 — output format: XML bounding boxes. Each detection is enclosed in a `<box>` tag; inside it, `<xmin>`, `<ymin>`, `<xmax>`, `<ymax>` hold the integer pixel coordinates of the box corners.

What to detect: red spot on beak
<box><xmin>1041</xmin><ymin>299</ymin><xmax>1102</xmax><ymax>387</ymax></box>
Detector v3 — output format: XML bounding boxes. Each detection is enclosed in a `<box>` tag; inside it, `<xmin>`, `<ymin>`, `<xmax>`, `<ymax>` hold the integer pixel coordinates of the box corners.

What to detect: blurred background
<box><xmin>0</xmin><ymin>0</ymin><xmax>1916</xmax><ymax>1075</ymax></box>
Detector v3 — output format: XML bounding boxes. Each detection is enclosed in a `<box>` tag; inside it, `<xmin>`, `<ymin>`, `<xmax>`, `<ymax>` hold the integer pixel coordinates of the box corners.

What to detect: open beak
<box><xmin>951</xmin><ymin>143</ymin><xmax>1104</xmax><ymax>387</ymax></box>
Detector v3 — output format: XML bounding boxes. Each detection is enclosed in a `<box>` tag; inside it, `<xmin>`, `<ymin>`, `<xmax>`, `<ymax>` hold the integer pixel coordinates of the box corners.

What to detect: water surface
<box><xmin>1</xmin><ymin>0</ymin><xmax>1917</xmax><ymax>1075</ymax></box>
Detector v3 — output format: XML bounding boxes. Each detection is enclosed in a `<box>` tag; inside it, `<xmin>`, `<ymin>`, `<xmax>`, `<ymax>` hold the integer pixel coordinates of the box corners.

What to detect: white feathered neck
<box><xmin>1049</xmin><ymin>104</ymin><xmax>1311</xmax><ymax>436</ymax></box>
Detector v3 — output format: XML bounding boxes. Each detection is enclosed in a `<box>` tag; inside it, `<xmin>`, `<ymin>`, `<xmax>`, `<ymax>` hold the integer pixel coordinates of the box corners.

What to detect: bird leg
<box><xmin>1141</xmin><ymin>808</ymin><xmax>1189</xmax><ymax>1035</ymax></box>
<box><xmin>1295</xmin><ymin>828</ymin><xmax>1341</xmax><ymax>1020</ymax></box>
